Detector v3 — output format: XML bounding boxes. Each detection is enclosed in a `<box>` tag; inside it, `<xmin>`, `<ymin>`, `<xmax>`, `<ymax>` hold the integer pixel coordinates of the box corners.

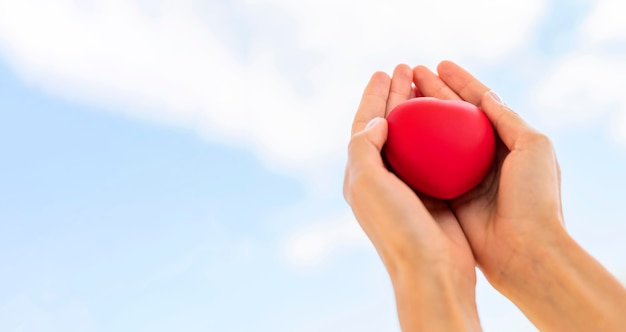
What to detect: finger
<box><xmin>352</xmin><ymin>72</ymin><xmax>391</xmax><ymax>136</ymax></box>
<box><xmin>413</xmin><ymin>65</ymin><xmax>461</xmax><ymax>100</ymax></box>
<box><xmin>481</xmin><ymin>90</ymin><xmax>535</xmax><ymax>149</ymax></box>
<box><xmin>386</xmin><ymin>64</ymin><xmax>413</xmax><ymax>116</ymax></box>
<box><xmin>437</xmin><ymin>60</ymin><xmax>490</xmax><ymax>106</ymax></box>
<box><xmin>348</xmin><ymin>117</ymin><xmax>388</xmax><ymax>174</ymax></box>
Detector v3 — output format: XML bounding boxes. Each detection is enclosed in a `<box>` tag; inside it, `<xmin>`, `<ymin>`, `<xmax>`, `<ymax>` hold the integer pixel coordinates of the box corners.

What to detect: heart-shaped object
<box><xmin>383</xmin><ymin>97</ymin><xmax>495</xmax><ymax>199</ymax></box>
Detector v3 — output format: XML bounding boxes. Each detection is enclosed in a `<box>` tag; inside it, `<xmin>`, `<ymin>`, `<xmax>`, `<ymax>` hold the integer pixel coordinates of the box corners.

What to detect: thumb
<box><xmin>481</xmin><ymin>91</ymin><xmax>534</xmax><ymax>149</ymax></box>
<box><xmin>348</xmin><ymin>117</ymin><xmax>389</xmax><ymax>173</ymax></box>
<box><xmin>361</xmin><ymin>117</ymin><xmax>388</xmax><ymax>151</ymax></box>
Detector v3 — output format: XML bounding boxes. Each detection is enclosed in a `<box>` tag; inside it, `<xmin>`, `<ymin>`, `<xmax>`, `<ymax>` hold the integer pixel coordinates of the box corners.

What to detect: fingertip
<box><xmin>363</xmin><ymin>117</ymin><xmax>388</xmax><ymax>150</ymax></box>
<box><xmin>391</xmin><ymin>64</ymin><xmax>413</xmax><ymax>85</ymax></box>
<box><xmin>436</xmin><ymin>60</ymin><xmax>457</xmax><ymax>73</ymax></box>
<box><xmin>412</xmin><ymin>64</ymin><xmax>461</xmax><ymax>100</ymax></box>
<box><xmin>347</xmin><ymin>118</ymin><xmax>388</xmax><ymax>174</ymax></box>
<box><xmin>367</xmin><ymin>71</ymin><xmax>392</xmax><ymax>94</ymax></box>
<box><xmin>485</xmin><ymin>90</ymin><xmax>504</xmax><ymax>105</ymax></box>
<box><xmin>480</xmin><ymin>90</ymin><xmax>529</xmax><ymax>149</ymax></box>
<box><xmin>412</xmin><ymin>64</ymin><xmax>430</xmax><ymax>75</ymax></box>
<box><xmin>371</xmin><ymin>71</ymin><xmax>391</xmax><ymax>84</ymax></box>
<box><xmin>364</xmin><ymin>116</ymin><xmax>384</xmax><ymax>131</ymax></box>
<box><xmin>394</xmin><ymin>63</ymin><xmax>412</xmax><ymax>74</ymax></box>
<box><xmin>479</xmin><ymin>90</ymin><xmax>503</xmax><ymax>119</ymax></box>
<box><xmin>480</xmin><ymin>90</ymin><xmax>509</xmax><ymax>117</ymax></box>
<box><xmin>412</xmin><ymin>65</ymin><xmax>433</xmax><ymax>83</ymax></box>
<box><xmin>364</xmin><ymin>116</ymin><xmax>388</xmax><ymax>133</ymax></box>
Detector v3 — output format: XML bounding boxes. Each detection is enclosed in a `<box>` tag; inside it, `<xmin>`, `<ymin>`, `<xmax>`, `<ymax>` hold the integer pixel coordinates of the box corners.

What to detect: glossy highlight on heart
<box><xmin>383</xmin><ymin>97</ymin><xmax>495</xmax><ymax>199</ymax></box>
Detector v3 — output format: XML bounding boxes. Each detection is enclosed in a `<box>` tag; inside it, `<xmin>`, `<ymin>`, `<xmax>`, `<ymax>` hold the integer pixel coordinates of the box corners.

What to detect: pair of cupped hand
<box><xmin>343</xmin><ymin>61</ymin><xmax>626</xmax><ymax>332</ymax></box>
<box><xmin>343</xmin><ymin>60</ymin><xmax>564</xmax><ymax>295</ymax></box>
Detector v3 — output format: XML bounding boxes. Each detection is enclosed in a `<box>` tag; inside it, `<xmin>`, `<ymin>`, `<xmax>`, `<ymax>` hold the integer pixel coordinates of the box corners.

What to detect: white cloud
<box><xmin>0</xmin><ymin>0</ymin><xmax>326</xmax><ymax>171</ymax></box>
<box><xmin>282</xmin><ymin>210</ymin><xmax>369</xmax><ymax>269</ymax></box>
<box><xmin>248</xmin><ymin>0</ymin><xmax>545</xmax><ymax>62</ymax></box>
<box><xmin>0</xmin><ymin>0</ymin><xmax>546</xmax><ymax>174</ymax></box>
<box><xmin>533</xmin><ymin>54</ymin><xmax>626</xmax><ymax>126</ymax></box>
<box><xmin>533</xmin><ymin>0</ymin><xmax>626</xmax><ymax>144</ymax></box>
<box><xmin>581</xmin><ymin>0</ymin><xmax>626</xmax><ymax>44</ymax></box>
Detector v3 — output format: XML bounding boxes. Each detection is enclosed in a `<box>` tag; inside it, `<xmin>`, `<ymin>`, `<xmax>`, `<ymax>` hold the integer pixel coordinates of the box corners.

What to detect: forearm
<box><xmin>496</xmin><ymin>229</ymin><xmax>626</xmax><ymax>331</ymax></box>
<box><xmin>390</xmin><ymin>263</ymin><xmax>481</xmax><ymax>332</ymax></box>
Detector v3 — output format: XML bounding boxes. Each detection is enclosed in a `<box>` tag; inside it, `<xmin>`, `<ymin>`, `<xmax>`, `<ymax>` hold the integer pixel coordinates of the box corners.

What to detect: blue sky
<box><xmin>1</xmin><ymin>0</ymin><xmax>625</xmax><ymax>331</ymax></box>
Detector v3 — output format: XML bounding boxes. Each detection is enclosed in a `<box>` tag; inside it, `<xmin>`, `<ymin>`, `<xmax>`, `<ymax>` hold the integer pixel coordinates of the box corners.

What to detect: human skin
<box><xmin>343</xmin><ymin>64</ymin><xmax>481</xmax><ymax>331</ymax></box>
<box><xmin>418</xmin><ymin>61</ymin><xmax>626</xmax><ymax>331</ymax></box>
<box><xmin>344</xmin><ymin>61</ymin><xmax>626</xmax><ymax>331</ymax></box>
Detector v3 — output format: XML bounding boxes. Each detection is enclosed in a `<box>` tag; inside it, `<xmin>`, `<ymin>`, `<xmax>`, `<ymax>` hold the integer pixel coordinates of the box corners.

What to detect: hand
<box><xmin>410</xmin><ymin>60</ymin><xmax>565</xmax><ymax>286</ymax></box>
<box><xmin>344</xmin><ymin>64</ymin><xmax>480</xmax><ymax>331</ymax></box>
<box><xmin>416</xmin><ymin>60</ymin><xmax>626</xmax><ymax>331</ymax></box>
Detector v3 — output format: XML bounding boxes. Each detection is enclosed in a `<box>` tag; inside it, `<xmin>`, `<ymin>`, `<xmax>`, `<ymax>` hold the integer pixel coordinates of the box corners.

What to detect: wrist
<box><xmin>390</xmin><ymin>260</ymin><xmax>481</xmax><ymax>331</ymax></box>
<box><xmin>490</xmin><ymin>224</ymin><xmax>626</xmax><ymax>331</ymax></box>
<box><xmin>491</xmin><ymin>224</ymin><xmax>572</xmax><ymax>296</ymax></box>
<box><xmin>483</xmin><ymin>217</ymin><xmax>570</xmax><ymax>291</ymax></box>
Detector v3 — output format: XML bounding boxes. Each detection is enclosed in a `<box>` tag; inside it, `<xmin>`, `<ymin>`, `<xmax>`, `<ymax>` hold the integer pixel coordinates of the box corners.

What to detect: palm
<box><xmin>413</xmin><ymin>61</ymin><xmax>563</xmax><ymax>281</ymax></box>
<box><xmin>410</xmin><ymin>62</ymin><xmax>515</xmax><ymax>274</ymax></box>
<box><xmin>418</xmin><ymin>195</ymin><xmax>477</xmax><ymax>275</ymax></box>
<box><xmin>373</xmin><ymin>166</ymin><xmax>475</xmax><ymax>270</ymax></box>
<box><xmin>384</xmin><ymin>66</ymin><xmax>475</xmax><ymax>278</ymax></box>
<box><xmin>449</xmin><ymin>140</ymin><xmax>515</xmax><ymax>275</ymax></box>
<box><xmin>348</xmin><ymin>64</ymin><xmax>476</xmax><ymax>280</ymax></box>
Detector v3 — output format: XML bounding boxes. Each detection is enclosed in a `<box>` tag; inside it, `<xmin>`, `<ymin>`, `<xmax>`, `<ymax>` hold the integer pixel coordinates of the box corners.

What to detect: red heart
<box><xmin>383</xmin><ymin>97</ymin><xmax>495</xmax><ymax>199</ymax></box>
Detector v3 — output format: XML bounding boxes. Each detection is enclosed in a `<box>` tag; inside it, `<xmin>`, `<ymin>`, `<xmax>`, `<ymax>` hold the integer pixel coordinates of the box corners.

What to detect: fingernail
<box><xmin>487</xmin><ymin>90</ymin><xmax>504</xmax><ymax>105</ymax></box>
<box><xmin>365</xmin><ymin>117</ymin><xmax>382</xmax><ymax>130</ymax></box>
